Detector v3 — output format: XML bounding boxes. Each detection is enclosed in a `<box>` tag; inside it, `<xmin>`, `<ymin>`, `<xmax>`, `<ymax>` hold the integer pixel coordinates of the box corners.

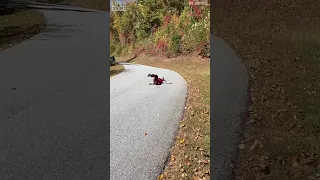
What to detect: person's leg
<box><xmin>150</xmin><ymin>74</ymin><xmax>159</xmax><ymax>81</ymax></box>
<box><xmin>150</xmin><ymin>74</ymin><xmax>159</xmax><ymax>84</ymax></box>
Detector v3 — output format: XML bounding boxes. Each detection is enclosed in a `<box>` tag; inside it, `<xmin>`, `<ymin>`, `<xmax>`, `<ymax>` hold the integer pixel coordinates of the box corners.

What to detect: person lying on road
<box><xmin>148</xmin><ymin>73</ymin><xmax>172</xmax><ymax>85</ymax></box>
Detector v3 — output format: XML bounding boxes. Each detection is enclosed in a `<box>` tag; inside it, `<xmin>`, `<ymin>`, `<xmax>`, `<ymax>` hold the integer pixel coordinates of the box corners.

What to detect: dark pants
<box><xmin>150</xmin><ymin>74</ymin><xmax>158</xmax><ymax>81</ymax></box>
<box><xmin>150</xmin><ymin>74</ymin><xmax>163</xmax><ymax>85</ymax></box>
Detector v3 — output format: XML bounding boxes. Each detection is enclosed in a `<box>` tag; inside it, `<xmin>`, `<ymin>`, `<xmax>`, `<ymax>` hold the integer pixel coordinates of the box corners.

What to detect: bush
<box><xmin>110</xmin><ymin>43</ymin><xmax>116</xmax><ymax>55</ymax></box>
<box><xmin>110</xmin><ymin>1</ymin><xmax>210</xmax><ymax>57</ymax></box>
<box><xmin>181</xmin><ymin>10</ymin><xmax>209</xmax><ymax>53</ymax></box>
<box><xmin>168</xmin><ymin>33</ymin><xmax>181</xmax><ymax>57</ymax></box>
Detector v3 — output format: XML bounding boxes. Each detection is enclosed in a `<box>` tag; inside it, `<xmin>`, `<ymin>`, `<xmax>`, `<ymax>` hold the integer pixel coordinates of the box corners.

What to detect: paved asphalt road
<box><xmin>211</xmin><ymin>34</ymin><xmax>249</xmax><ymax>180</ymax></box>
<box><xmin>110</xmin><ymin>63</ymin><xmax>187</xmax><ymax>180</ymax></box>
<box><xmin>0</xmin><ymin>5</ymin><xmax>110</xmax><ymax>179</ymax></box>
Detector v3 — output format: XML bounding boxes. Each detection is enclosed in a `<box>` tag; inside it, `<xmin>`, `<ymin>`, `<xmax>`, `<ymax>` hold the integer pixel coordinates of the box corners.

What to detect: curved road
<box><xmin>211</xmin><ymin>34</ymin><xmax>249</xmax><ymax>180</ymax></box>
<box><xmin>0</xmin><ymin>5</ymin><xmax>109</xmax><ymax>179</ymax></box>
<box><xmin>110</xmin><ymin>63</ymin><xmax>187</xmax><ymax>180</ymax></box>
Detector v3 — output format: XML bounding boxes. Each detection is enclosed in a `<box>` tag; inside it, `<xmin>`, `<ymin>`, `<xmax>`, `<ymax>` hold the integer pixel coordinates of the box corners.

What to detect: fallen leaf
<box><xmin>180</xmin><ymin>139</ymin><xmax>185</xmax><ymax>144</ymax></box>
<box><xmin>157</xmin><ymin>174</ymin><xmax>164</xmax><ymax>180</ymax></box>
<box><xmin>308</xmin><ymin>176</ymin><xmax>317</xmax><ymax>180</ymax></box>
<box><xmin>239</xmin><ymin>144</ymin><xmax>246</xmax><ymax>150</ymax></box>
<box><xmin>258</xmin><ymin>156</ymin><xmax>270</xmax><ymax>175</ymax></box>
<box><xmin>198</xmin><ymin>171</ymin><xmax>204</xmax><ymax>178</ymax></box>
<box><xmin>277</xmin><ymin>109</ymin><xmax>288</xmax><ymax>112</ymax></box>
<box><xmin>249</xmin><ymin>140</ymin><xmax>259</xmax><ymax>151</ymax></box>
<box><xmin>301</xmin><ymin>154</ymin><xmax>316</xmax><ymax>165</ymax></box>
<box><xmin>260</xmin><ymin>165</ymin><xmax>270</xmax><ymax>175</ymax></box>
<box><xmin>171</xmin><ymin>155</ymin><xmax>176</xmax><ymax>162</ymax></box>
<box><xmin>292</xmin><ymin>159</ymin><xmax>299</xmax><ymax>167</ymax></box>
<box><xmin>259</xmin><ymin>142</ymin><xmax>264</xmax><ymax>148</ymax></box>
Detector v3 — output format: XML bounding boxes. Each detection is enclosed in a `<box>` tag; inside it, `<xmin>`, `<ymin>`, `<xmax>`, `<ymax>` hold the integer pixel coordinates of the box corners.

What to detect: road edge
<box><xmin>211</xmin><ymin>34</ymin><xmax>250</xmax><ymax>180</ymax></box>
<box><xmin>110</xmin><ymin>62</ymin><xmax>189</xmax><ymax>179</ymax></box>
<box><xmin>158</xmin><ymin>75</ymin><xmax>189</xmax><ymax>178</ymax></box>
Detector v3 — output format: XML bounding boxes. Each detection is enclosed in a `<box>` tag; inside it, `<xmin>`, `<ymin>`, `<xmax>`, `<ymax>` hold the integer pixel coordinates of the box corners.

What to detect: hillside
<box><xmin>212</xmin><ymin>0</ymin><xmax>320</xmax><ymax>179</ymax></box>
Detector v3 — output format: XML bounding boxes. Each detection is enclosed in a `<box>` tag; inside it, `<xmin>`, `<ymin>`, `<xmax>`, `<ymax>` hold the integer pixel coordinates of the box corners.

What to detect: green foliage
<box><xmin>110</xmin><ymin>0</ymin><xmax>210</xmax><ymax>57</ymax></box>
<box><xmin>181</xmin><ymin>10</ymin><xmax>210</xmax><ymax>52</ymax></box>
<box><xmin>168</xmin><ymin>33</ymin><xmax>181</xmax><ymax>56</ymax></box>
<box><xmin>110</xmin><ymin>43</ymin><xmax>116</xmax><ymax>55</ymax></box>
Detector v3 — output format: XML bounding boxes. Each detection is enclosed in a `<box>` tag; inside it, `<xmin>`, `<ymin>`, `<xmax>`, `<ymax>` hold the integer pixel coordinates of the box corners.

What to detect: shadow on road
<box><xmin>121</xmin><ymin>69</ymin><xmax>136</xmax><ymax>73</ymax></box>
<box><xmin>113</xmin><ymin>54</ymin><xmax>137</xmax><ymax>65</ymax></box>
<box><xmin>11</xmin><ymin>0</ymin><xmax>99</xmax><ymax>13</ymax></box>
<box><xmin>121</xmin><ymin>54</ymin><xmax>137</xmax><ymax>63</ymax></box>
<box><xmin>30</xmin><ymin>23</ymin><xmax>82</xmax><ymax>40</ymax></box>
<box><xmin>26</xmin><ymin>5</ymin><xmax>96</xmax><ymax>12</ymax></box>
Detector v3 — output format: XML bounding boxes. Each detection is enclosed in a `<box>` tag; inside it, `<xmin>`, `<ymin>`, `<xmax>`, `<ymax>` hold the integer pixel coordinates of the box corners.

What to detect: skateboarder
<box><xmin>148</xmin><ymin>73</ymin><xmax>168</xmax><ymax>85</ymax></box>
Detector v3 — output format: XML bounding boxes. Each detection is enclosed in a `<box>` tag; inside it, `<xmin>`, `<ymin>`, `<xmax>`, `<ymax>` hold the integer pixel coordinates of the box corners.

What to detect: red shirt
<box><xmin>154</xmin><ymin>78</ymin><xmax>164</xmax><ymax>85</ymax></box>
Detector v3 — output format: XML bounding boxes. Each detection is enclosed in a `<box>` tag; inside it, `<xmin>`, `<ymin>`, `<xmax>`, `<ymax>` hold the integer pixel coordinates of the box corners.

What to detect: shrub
<box><xmin>168</xmin><ymin>33</ymin><xmax>181</xmax><ymax>57</ymax></box>
<box><xmin>110</xmin><ymin>1</ymin><xmax>209</xmax><ymax>57</ymax></box>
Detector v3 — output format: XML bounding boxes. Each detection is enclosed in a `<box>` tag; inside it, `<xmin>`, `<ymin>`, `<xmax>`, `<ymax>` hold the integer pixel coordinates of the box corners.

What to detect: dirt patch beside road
<box><xmin>212</xmin><ymin>0</ymin><xmax>320</xmax><ymax>179</ymax></box>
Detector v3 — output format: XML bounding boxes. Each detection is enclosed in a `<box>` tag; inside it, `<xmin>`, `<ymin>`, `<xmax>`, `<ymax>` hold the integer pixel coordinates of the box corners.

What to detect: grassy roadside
<box><xmin>213</xmin><ymin>0</ymin><xmax>320</xmax><ymax>179</ymax></box>
<box><xmin>0</xmin><ymin>9</ymin><xmax>47</xmax><ymax>52</ymax></box>
<box><xmin>110</xmin><ymin>63</ymin><xmax>124</xmax><ymax>77</ymax></box>
<box><xmin>132</xmin><ymin>54</ymin><xmax>210</xmax><ymax>180</ymax></box>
